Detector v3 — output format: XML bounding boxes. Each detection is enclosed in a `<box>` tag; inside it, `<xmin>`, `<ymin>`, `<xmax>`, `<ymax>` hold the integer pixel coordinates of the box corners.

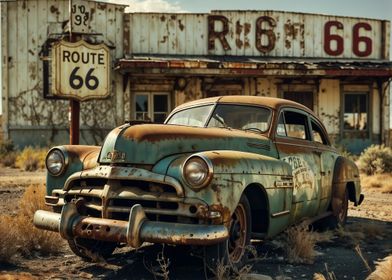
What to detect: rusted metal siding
<box><xmin>1</xmin><ymin>0</ymin><xmax>124</xmax><ymax>145</ymax></box>
<box><xmin>128</xmin><ymin>11</ymin><xmax>389</xmax><ymax>60</ymax></box>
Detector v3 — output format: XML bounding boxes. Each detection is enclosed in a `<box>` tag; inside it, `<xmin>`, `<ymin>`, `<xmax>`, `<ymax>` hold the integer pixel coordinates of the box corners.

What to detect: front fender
<box><xmin>46</xmin><ymin>145</ymin><xmax>100</xmax><ymax>195</ymax></box>
<box><xmin>165</xmin><ymin>150</ymin><xmax>292</xmax><ymax>223</ymax></box>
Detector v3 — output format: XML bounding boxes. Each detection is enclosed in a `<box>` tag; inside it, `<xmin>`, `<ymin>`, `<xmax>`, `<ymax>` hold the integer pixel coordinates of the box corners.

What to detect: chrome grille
<box><xmin>64</xmin><ymin>178</ymin><xmax>198</xmax><ymax>224</ymax></box>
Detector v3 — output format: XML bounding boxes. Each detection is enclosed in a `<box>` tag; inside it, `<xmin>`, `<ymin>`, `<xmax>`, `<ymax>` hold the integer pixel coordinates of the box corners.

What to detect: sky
<box><xmin>110</xmin><ymin>0</ymin><xmax>392</xmax><ymax>21</ymax></box>
<box><xmin>1</xmin><ymin>0</ymin><xmax>392</xmax><ymax>123</ymax></box>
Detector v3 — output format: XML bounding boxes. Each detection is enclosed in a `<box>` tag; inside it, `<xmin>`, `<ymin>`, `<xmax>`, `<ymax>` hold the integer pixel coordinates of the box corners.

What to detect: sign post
<box><xmin>51</xmin><ymin>39</ymin><xmax>110</xmax><ymax>144</ymax></box>
<box><xmin>70</xmin><ymin>100</ymin><xmax>80</xmax><ymax>144</ymax></box>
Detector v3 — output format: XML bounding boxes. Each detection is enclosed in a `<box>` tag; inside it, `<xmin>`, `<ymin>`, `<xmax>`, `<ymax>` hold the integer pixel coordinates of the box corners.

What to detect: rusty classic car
<box><xmin>34</xmin><ymin>96</ymin><xmax>363</xmax><ymax>266</ymax></box>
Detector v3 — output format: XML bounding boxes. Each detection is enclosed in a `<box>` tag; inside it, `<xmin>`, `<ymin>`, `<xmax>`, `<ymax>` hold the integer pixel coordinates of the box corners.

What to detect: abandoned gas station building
<box><xmin>1</xmin><ymin>0</ymin><xmax>392</xmax><ymax>153</ymax></box>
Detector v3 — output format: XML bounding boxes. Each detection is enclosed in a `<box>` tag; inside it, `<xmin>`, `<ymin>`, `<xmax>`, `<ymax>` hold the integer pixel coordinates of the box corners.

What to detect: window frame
<box><xmin>275</xmin><ymin>108</ymin><xmax>312</xmax><ymax>142</ymax></box>
<box><xmin>134</xmin><ymin>92</ymin><xmax>171</xmax><ymax>123</ymax></box>
<box><xmin>342</xmin><ymin>91</ymin><xmax>370</xmax><ymax>133</ymax></box>
<box><xmin>309</xmin><ymin>117</ymin><xmax>330</xmax><ymax>146</ymax></box>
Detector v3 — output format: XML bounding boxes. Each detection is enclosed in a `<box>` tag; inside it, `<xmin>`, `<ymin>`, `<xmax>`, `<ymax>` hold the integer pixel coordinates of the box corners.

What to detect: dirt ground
<box><xmin>0</xmin><ymin>167</ymin><xmax>391</xmax><ymax>280</ymax></box>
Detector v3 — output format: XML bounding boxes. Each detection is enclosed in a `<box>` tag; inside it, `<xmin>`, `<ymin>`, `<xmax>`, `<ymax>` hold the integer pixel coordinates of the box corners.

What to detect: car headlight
<box><xmin>46</xmin><ymin>148</ymin><xmax>66</xmax><ymax>176</ymax></box>
<box><xmin>183</xmin><ymin>156</ymin><xmax>213</xmax><ymax>189</ymax></box>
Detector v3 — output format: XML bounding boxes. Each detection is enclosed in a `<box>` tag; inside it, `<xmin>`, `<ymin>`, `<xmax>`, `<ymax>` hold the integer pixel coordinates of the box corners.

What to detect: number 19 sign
<box><xmin>51</xmin><ymin>40</ymin><xmax>110</xmax><ymax>101</ymax></box>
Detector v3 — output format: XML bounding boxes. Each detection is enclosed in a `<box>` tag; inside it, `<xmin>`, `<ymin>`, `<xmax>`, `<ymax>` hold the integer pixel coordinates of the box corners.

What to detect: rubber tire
<box><xmin>204</xmin><ymin>195</ymin><xmax>252</xmax><ymax>270</ymax></box>
<box><xmin>68</xmin><ymin>238</ymin><xmax>117</xmax><ymax>262</ymax></box>
<box><xmin>315</xmin><ymin>189</ymin><xmax>349</xmax><ymax>230</ymax></box>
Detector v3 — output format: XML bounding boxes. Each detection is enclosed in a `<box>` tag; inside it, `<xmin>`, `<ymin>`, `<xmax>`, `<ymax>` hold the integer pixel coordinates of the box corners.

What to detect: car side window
<box><xmin>276</xmin><ymin>113</ymin><xmax>287</xmax><ymax>136</ymax></box>
<box><xmin>311</xmin><ymin>120</ymin><xmax>329</xmax><ymax>145</ymax></box>
<box><xmin>276</xmin><ymin>110</ymin><xmax>310</xmax><ymax>140</ymax></box>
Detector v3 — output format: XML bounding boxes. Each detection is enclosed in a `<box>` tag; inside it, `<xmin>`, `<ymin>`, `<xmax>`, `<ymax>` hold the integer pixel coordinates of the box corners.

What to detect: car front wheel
<box><xmin>204</xmin><ymin>195</ymin><xmax>252</xmax><ymax>269</ymax></box>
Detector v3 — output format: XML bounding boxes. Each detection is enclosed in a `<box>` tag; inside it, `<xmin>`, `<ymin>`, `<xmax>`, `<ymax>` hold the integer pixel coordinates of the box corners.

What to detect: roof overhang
<box><xmin>115</xmin><ymin>55</ymin><xmax>392</xmax><ymax>78</ymax></box>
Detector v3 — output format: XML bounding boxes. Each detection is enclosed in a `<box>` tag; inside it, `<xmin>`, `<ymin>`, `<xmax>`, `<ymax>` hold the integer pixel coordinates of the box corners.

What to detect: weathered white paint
<box><xmin>318</xmin><ymin>80</ymin><xmax>341</xmax><ymax>135</ymax></box>
<box><xmin>0</xmin><ymin>4</ymin><xmax>390</xmax><ymax>150</ymax></box>
<box><xmin>71</xmin><ymin>0</ymin><xmax>91</xmax><ymax>34</ymax></box>
<box><xmin>129</xmin><ymin>11</ymin><xmax>390</xmax><ymax>60</ymax></box>
<box><xmin>1</xmin><ymin>0</ymin><xmax>124</xmax><ymax>144</ymax></box>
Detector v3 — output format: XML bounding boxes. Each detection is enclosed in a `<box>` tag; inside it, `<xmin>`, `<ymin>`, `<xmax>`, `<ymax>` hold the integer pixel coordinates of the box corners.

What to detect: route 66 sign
<box><xmin>70</xmin><ymin>0</ymin><xmax>91</xmax><ymax>34</ymax></box>
<box><xmin>51</xmin><ymin>40</ymin><xmax>110</xmax><ymax>101</ymax></box>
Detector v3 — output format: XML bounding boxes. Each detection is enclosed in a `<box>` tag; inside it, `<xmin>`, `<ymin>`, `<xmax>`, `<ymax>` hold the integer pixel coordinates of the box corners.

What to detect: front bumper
<box><xmin>33</xmin><ymin>199</ymin><xmax>229</xmax><ymax>247</ymax></box>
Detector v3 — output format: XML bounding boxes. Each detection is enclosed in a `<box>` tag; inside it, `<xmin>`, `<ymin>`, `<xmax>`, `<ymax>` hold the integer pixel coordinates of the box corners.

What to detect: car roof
<box><xmin>173</xmin><ymin>95</ymin><xmax>314</xmax><ymax>115</ymax></box>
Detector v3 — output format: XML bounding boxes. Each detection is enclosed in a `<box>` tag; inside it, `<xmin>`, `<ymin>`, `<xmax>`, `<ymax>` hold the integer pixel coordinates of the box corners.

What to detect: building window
<box><xmin>283</xmin><ymin>92</ymin><xmax>314</xmax><ymax>110</ymax></box>
<box><xmin>135</xmin><ymin>93</ymin><xmax>170</xmax><ymax>123</ymax></box>
<box><xmin>343</xmin><ymin>93</ymin><xmax>368</xmax><ymax>131</ymax></box>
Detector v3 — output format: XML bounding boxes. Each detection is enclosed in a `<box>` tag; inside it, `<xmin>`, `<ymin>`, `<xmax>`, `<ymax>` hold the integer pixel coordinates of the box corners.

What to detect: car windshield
<box><xmin>166</xmin><ymin>105</ymin><xmax>214</xmax><ymax>127</ymax></box>
<box><xmin>166</xmin><ymin>104</ymin><xmax>271</xmax><ymax>132</ymax></box>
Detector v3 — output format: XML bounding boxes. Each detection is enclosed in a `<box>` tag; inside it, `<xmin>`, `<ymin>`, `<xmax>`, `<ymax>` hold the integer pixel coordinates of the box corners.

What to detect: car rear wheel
<box><xmin>315</xmin><ymin>188</ymin><xmax>349</xmax><ymax>230</ymax></box>
<box><xmin>336</xmin><ymin>189</ymin><xmax>349</xmax><ymax>226</ymax></box>
<box><xmin>68</xmin><ymin>238</ymin><xmax>117</xmax><ymax>261</ymax></box>
<box><xmin>204</xmin><ymin>195</ymin><xmax>252</xmax><ymax>269</ymax></box>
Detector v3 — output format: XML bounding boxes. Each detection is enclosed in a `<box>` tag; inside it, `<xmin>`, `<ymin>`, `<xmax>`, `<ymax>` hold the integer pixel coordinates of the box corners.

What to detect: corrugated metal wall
<box><xmin>129</xmin><ymin>11</ymin><xmax>389</xmax><ymax>59</ymax></box>
<box><xmin>1</xmin><ymin>0</ymin><xmax>124</xmax><ymax>146</ymax></box>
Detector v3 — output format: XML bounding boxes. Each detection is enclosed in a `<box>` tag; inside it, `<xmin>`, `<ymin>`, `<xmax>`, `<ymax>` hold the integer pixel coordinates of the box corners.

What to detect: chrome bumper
<box><xmin>33</xmin><ymin>200</ymin><xmax>228</xmax><ymax>248</ymax></box>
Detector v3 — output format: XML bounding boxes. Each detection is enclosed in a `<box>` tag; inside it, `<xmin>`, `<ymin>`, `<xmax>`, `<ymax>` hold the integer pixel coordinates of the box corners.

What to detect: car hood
<box><xmin>99</xmin><ymin>124</ymin><xmax>275</xmax><ymax>165</ymax></box>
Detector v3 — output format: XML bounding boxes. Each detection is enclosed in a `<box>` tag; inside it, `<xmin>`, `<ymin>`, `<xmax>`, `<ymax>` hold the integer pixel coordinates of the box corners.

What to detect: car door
<box><xmin>274</xmin><ymin>108</ymin><xmax>321</xmax><ymax>224</ymax></box>
<box><xmin>309</xmin><ymin>117</ymin><xmax>338</xmax><ymax>215</ymax></box>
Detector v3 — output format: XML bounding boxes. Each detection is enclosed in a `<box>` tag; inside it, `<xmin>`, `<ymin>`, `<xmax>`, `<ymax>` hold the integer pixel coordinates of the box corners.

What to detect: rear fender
<box><xmin>331</xmin><ymin>157</ymin><xmax>361</xmax><ymax>215</ymax></box>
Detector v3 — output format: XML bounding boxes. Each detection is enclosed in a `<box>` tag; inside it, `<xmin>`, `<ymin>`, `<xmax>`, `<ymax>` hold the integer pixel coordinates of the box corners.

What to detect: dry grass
<box><xmin>283</xmin><ymin>223</ymin><xmax>333</xmax><ymax>264</ymax></box>
<box><xmin>16</xmin><ymin>184</ymin><xmax>64</xmax><ymax>255</ymax></box>
<box><xmin>215</xmin><ymin>260</ymin><xmax>253</xmax><ymax>280</ymax></box>
<box><xmin>144</xmin><ymin>246</ymin><xmax>171</xmax><ymax>280</ymax></box>
<box><xmin>313</xmin><ymin>264</ymin><xmax>337</xmax><ymax>280</ymax></box>
<box><xmin>0</xmin><ymin>215</ymin><xmax>19</xmax><ymax>262</ymax></box>
<box><xmin>360</xmin><ymin>173</ymin><xmax>392</xmax><ymax>193</ymax></box>
<box><xmin>0</xmin><ymin>184</ymin><xmax>63</xmax><ymax>262</ymax></box>
<box><xmin>367</xmin><ymin>255</ymin><xmax>392</xmax><ymax>280</ymax></box>
<box><xmin>335</xmin><ymin>222</ymin><xmax>390</xmax><ymax>246</ymax></box>
<box><xmin>0</xmin><ymin>151</ymin><xmax>17</xmax><ymax>167</ymax></box>
<box><xmin>355</xmin><ymin>245</ymin><xmax>372</xmax><ymax>273</ymax></box>
<box><xmin>0</xmin><ymin>273</ymin><xmax>39</xmax><ymax>280</ymax></box>
<box><xmin>15</xmin><ymin>147</ymin><xmax>47</xmax><ymax>171</ymax></box>
<box><xmin>212</xmin><ymin>246</ymin><xmax>260</xmax><ymax>280</ymax></box>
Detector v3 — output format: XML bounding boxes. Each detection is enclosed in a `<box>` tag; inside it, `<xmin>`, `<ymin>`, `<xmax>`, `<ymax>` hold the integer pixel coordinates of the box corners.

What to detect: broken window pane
<box><xmin>135</xmin><ymin>95</ymin><xmax>149</xmax><ymax>121</ymax></box>
<box><xmin>344</xmin><ymin>94</ymin><xmax>368</xmax><ymax>131</ymax></box>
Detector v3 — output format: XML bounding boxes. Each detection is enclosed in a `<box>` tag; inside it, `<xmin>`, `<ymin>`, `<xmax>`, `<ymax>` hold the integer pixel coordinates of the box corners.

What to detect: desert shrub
<box><xmin>15</xmin><ymin>184</ymin><xmax>63</xmax><ymax>256</ymax></box>
<box><xmin>333</xmin><ymin>144</ymin><xmax>358</xmax><ymax>162</ymax></box>
<box><xmin>0</xmin><ymin>139</ymin><xmax>16</xmax><ymax>167</ymax></box>
<box><xmin>358</xmin><ymin>145</ymin><xmax>392</xmax><ymax>175</ymax></box>
<box><xmin>0</xmin><ymin>151</ymin><xmax>17</xmax><ymax>167</ymax></box>
<box><xmin>15</xmin><ymin>147</ymin><xmax>47</xmax><ymax>171</ymax></box>
<box><xmin>0</xmin><ymin>215</ymin><xmax>19</xmax><ymax>263</ymax></box>
<box><xmin>361</xmin><ymin>173</ymin><xmax>392</xmax><ymax>193</ymax></box>
<box><xmin>283</xmin><ymin>223</ymin><xmax>333</xmax><ymax>264</ymax></box>
<box><xmin>0</xmin><ymin>139</ymin><xmax>14</xmax><ymax>156</ymax></box>
<box><xmin>367</xmin><ymin>255</ymin><xmax>392</xmax><ymax>280</ymax></box>
<box><xmin>0</xmin><ymin>185</ymin><xmax>63</xmax><ymax>261</ymax></box>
